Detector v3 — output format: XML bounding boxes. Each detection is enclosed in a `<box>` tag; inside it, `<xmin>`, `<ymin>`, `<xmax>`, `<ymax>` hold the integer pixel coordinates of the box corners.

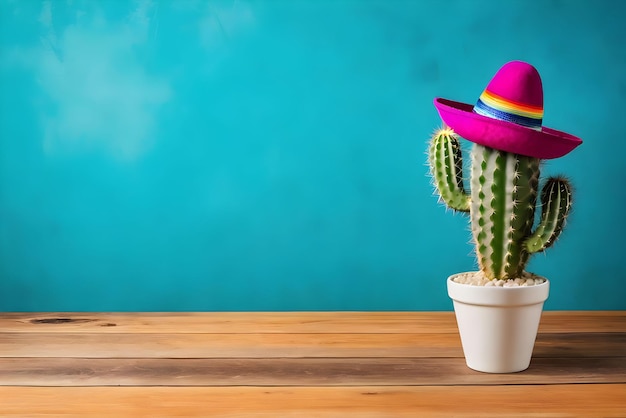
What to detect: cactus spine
<box><xmin>428</xmin><ymin>128</ymin><xmax>572</xmax><ymax>281</ymax></box>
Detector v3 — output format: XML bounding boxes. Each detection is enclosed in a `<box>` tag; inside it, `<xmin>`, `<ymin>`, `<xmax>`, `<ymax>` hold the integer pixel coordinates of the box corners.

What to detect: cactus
<box><xmin>428</xmin><ymin>127</ymin><xmax>572</xmax><ymax>281</ymax></box>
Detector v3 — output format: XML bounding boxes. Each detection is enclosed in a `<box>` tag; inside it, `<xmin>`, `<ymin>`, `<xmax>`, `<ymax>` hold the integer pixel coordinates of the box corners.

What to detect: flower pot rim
<box><xmin>448</xmin><ymin>271</ymin><xmax>549</xmax><ymax>288</ymax></box>
<box><xmin>447</xmin><ymin>271</ymin><xmax>550</xmax><ymax>307</ymax></box>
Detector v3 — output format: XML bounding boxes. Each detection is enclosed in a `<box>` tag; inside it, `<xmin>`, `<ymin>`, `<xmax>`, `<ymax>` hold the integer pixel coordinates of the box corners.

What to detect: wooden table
<box><xmin>0</xmin><ymin>311</ymin><xmax>624</xmax><ymax>417</ymax></box>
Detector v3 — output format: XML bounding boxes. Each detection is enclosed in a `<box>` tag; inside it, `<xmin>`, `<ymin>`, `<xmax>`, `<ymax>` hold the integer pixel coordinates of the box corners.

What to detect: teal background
<box><xmin>0</xmin><ymin>0</ymin><xmax>624</xmax><ymax>311</ymax></box>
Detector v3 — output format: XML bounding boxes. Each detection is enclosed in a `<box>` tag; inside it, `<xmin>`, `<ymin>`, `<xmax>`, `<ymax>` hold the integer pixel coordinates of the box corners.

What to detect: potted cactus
<box><xmin>428</xmin><ymin>61</ymin><xmax>582</xmax><ymax>373</ymax></box>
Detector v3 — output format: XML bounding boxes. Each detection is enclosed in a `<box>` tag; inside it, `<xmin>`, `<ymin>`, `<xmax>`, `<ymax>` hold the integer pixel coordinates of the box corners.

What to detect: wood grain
<box><xmin>1</xmin><ymin>357</ymin><xmax>625</xmax><ymax>386</ymax></box>
<box><xmin>1</xmin><ymin>312</ymin><xmax>461</xmax><ymax>334</ymax></box>
<box><xmin>1</xmin><ymin>332</ymin><xmax>623</xmax><ymax>358</ymax></box>
<box><xmin>0</xmin><ymin>332</ymin><xmax>465</xmax><ymax>358</ymax></box>
<box><xmin>2</xmin><ymin>311</ymin><xmax>625</xmax><ymax>333</ymax></box>
<box><xmin>1</xmin><ymin>385</ymin><xmax>625</xmax><ymax>417</ymax></box>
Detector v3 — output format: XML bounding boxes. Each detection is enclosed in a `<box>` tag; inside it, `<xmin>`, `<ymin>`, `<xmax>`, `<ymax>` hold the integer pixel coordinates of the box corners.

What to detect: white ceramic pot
<box><xmin>447</xmin><ymin>272</ymin><xmax>550</xmax><ymax>373</ymax></box>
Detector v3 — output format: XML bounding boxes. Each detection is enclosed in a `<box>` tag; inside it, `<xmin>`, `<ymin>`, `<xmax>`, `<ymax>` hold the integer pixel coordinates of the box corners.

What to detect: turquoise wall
<box><xmin>0</xmin><ymin>0</ymin><xmax>624</xmax><ymax>311</ymax></box>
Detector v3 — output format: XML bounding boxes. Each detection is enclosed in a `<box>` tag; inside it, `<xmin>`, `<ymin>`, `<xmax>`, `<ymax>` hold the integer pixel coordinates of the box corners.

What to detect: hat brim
<box><xmin>433</xmin><ymin>98</ymin><xmax>582</xmax><ymax>159</ymax></box>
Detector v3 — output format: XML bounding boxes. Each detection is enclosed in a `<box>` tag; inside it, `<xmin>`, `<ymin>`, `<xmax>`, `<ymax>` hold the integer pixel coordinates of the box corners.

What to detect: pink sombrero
<box><xmin>433</xmin><ymin>61</ymin><xmax>582</xmax><ymax>159</ymax></box>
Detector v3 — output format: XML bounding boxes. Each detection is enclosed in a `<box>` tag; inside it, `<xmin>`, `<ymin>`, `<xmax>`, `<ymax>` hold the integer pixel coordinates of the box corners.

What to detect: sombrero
<box><xmin>433</xmin><ymin>61</ymin><xmax>582</xmax><ymax>159</ymax></box>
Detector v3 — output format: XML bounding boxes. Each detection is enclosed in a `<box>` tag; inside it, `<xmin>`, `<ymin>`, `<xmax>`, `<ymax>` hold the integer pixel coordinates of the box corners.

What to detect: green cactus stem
<box><xmin>428</xmin><ymin>128</ymin><xmax>573</xmax><ymax>281</ymax></box>
<box><xmin>428</xmin><ymin>128</ymin><xmax>470</xmax><ymax>212</ymax></box>
<box><xmin>525</xmin><ymin>177</ymin><xmax>572</xmax><ymax>253</ymax></box>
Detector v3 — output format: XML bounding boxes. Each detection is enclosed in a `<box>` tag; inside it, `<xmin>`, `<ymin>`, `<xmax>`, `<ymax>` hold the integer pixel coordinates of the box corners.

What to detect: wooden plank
<box><xmin>539</xmin><ymin>311</ymin><xmax>626</xmax><ymax>333</ymax></box>
<box><xmin>1</xmin><ymin>311</ymin><xmax>624</xmax><ymax>334</ymax></box>
<box><xmin>1</xmin><ymin>357</ymin><xmax>624</xmax><ymax>386</ymax></box>
<box><xmin>0</xmin><ymin>312</ymin><xmax>459</xmax><ymax>334</ymax></box>
<box><xmin>1</xmin><ymin>332</ymin><xmax>623</xmax><ymax>359</ymax></box>
<box><xmin>0</xmin><ymin>332</ymin><xmax>463</xmax><ymax>358</ymax></box>
<box><xmin>1</xmin><ymin>385</ymin><xmax>625</xmax><ymax>417</ymax></box>
<box><xmin>534</xmin><ymin>332</ymin><xmax>626</xmax><ymax>357</ymax></box>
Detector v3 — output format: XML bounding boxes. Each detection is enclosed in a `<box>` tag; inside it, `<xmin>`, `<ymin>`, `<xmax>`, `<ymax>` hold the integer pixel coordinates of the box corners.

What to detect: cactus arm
<box><xmin>524</xmin><ymin>177</ymin><xmax>573</xmax><ymax>253</ymax></box>
<box><xmin>428</xmin><ymin>128</ymin><xmax>470</xmax><ymax>212</ymax></box>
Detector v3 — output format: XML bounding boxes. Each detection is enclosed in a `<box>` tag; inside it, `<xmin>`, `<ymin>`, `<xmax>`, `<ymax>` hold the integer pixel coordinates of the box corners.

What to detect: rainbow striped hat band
<box><xmin>474</xmin><ymin>89</ymin><xmax>544</xmax><ymax>131</ymax></box>
<box><xmin>433</xmin><ymin>61</ymin><xmax>583</xmax><ymax>159</ymax></box>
